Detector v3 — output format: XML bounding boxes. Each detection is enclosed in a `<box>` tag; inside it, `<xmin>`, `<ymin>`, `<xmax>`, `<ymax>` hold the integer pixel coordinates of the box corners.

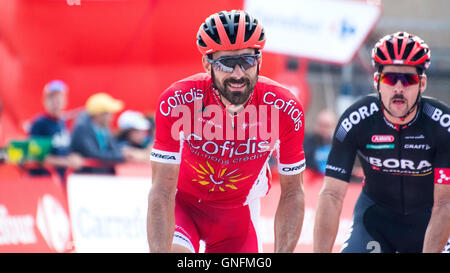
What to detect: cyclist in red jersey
<box><xmin>147</xmin><ymin>10</ymin><xmax>306</xmax><ymax>253</ymax></box>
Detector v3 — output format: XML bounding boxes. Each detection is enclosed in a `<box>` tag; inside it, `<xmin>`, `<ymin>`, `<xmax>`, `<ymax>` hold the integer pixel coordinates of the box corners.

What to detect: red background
<box><xmin>0</xmin><ymin>0</ymin><xmax>310</xmax><ymax>145</ymax></box>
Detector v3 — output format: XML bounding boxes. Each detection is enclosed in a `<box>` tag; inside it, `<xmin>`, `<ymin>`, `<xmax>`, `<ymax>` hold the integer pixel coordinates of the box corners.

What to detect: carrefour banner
<box><xmin>245</xmin><ymin>0</ymin><xmax>382</xmax><ymax>64</ymax></box>
<box><xmin>67</xmin><ymin>175</ymin><xmax>151</xmax><ymax>253</ymax></box>
<box><xmin>0</xmin><ymin>176</ymin><xmax>74</xmax><ymax>253</ymax></box>
<box><xmin>66</xmin><ymin>172</ymin><xmax>361</xmax><ymax>253</ymax></box>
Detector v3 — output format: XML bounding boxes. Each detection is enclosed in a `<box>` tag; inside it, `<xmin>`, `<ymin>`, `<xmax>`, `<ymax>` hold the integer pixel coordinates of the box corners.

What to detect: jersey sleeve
<box><xmin>276</xmin><ymin>97</ymin><xmax>306</xmax><ymax>175</ymax></box>
<box><xmin>150</xmin><ymin>89</ymin><xmax>183</xmax><ymax>165</ymax></box>
<box><xmin>325</xmin><ymin>109</ymin><xmax>359</xmax><ymax>182</ymax></box>
<box><xmin>432</xmin><ymin>108</ymin><xmax>450</xmax><ymax>185</ymax></box>
<box><xmin>434</xmin><ymin>140</ymin><xmax>450</xmax><ymax>185</ymax></box>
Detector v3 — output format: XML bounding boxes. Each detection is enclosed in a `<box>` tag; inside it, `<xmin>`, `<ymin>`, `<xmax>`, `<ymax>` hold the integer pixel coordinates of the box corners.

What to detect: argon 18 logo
<box><xmin>371</xmin><ymin>135</ymin><xmax>394</xmax><ymax>143</ymax></box>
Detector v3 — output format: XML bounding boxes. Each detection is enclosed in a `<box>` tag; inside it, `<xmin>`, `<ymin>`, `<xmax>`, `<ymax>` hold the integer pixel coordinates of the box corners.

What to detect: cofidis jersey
<box><xmin>151</xmin><ymin>73</ymin><xmax>305</xmax><ymax>208</ymax></box>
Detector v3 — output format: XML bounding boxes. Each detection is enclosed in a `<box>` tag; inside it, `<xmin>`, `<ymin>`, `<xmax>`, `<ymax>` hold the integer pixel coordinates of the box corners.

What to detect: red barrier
<box><xmin>0</xmin><ymin>175</ymin><xmax>74</xmax><ymax>253</ymax></box>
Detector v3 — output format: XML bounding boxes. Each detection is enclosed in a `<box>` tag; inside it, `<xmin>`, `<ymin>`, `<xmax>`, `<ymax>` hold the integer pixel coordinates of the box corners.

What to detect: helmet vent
<box><xmin>411</xmin><ymin>49</ymin><xmax>426</xmax><ymax>62</ymax></box>
<box><xmin>386</xmin><ymin>41</ymin><xmax>396</xmax><ymax>60</ymax></box>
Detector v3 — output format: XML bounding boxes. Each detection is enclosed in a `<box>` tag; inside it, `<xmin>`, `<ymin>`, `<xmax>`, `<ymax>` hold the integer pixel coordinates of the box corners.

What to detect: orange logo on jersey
<box><xmin>186</xmin><ymin>160</ymin><xmax>251</xmax><ymax>192</ymax></box>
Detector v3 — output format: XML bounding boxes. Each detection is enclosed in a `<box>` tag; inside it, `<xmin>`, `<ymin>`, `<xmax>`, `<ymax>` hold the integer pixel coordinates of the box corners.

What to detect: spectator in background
<box><xmin>116</xmin><ymin>110</ymin><xmax>152</xmax><ymax>149</ymax></box>
<box><xmin>303</xmin><ymin>109</ymin><xmax>337</xmax><ymax>175</ymax></box>
<box><xmin>144</xmin><ymin>113</ymin><xmax>155</xmax><ymax>146</ymax></box>
<box><xmin>28</xmin><ymin>80</ymin><xmax>84</xmax><ymax>182</ymax></box>
<box><xmin>70</xmin><ymin>92</ymin><xmax>142</xmax><ymax>174</ymax></box>
<box><xmin>115</xmin><ymin>110</ymin><xmax>153</xmax><ymax>163</ymax></box>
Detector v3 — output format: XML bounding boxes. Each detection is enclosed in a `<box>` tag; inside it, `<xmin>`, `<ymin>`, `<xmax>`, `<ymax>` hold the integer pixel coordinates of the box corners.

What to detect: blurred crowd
<box><xmin>22</xmin><ymin>80</ymin><xmax>154</xmax><ymax>186</ymax></box>
<box><xmin>1</xmin><ymin>79</ymin><xmax>364</xmax><ymax>187</ymax></box>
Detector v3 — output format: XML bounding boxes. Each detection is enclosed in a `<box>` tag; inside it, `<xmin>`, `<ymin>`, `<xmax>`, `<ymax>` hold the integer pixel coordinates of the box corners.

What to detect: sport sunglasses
<box><xmin>379</xmin><ymin>72</ymin><xmax>421</xmax><ymax>87</ymax></box>
<box><xmin>206</xmin><ymin>53</ymin><xmax>261</xmax><ymax>73</ymax></box>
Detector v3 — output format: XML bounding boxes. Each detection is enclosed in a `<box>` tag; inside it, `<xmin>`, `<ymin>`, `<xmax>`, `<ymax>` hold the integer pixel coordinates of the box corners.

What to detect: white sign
<box><xmin>245</xmin><ymin>0</ymin><xmax>382</xmax><ymax>64</ymax></box>
<box><xmin>67</xmin><ymin>175</ymin><xmax>151</xmax><ymax>253</ymax></box>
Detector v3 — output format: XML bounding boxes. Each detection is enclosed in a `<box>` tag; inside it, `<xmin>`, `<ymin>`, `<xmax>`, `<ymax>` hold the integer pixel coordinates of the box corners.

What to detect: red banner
<box><xmin>0</xmin><ymin>175</ymin><xmax>74</xmax><ymax>253</ymax></box>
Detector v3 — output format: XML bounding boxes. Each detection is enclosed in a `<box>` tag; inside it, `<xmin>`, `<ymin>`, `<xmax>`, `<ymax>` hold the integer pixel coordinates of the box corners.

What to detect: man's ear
<box><xmin>373</xmin><ymin>73</ymin><xmax>379</xmax><ymax>91</ymax></box>
<box><xmin>202</xmin><ymin>55</ymin><xmax>211</xmax><ymax>74</ymax></box>
<box><xmin>419</xmin><ymin>74</ymin><xmax>427</xmax><ymax>93</ymax></box>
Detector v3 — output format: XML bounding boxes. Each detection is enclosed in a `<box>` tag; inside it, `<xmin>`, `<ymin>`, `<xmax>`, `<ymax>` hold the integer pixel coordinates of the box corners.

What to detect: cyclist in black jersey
<box><xmin>313</xmin><ymin>32</ymin><xmax>450</xmax><ymax>253</ymax></box>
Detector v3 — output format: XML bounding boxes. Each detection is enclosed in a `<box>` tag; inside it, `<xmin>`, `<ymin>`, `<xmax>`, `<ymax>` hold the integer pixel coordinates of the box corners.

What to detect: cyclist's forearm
<box><xmin>313</xmin><ymin>191</ymin><xmax>344</xmax><ymax>253</ymax></box>
<box><xmin>274</xmin><ymin>188</ymin><xmax>304</xmax><ymax>253</ymax></box>
<box><xmin>423</xmin><ymin>204</ymin><xmax>450</xmax><ymax>252</ymax></box>
<box><xmin>147</xmin><ymin>187</ymin><xmax>175</xmax><ymax>252</ymax></box>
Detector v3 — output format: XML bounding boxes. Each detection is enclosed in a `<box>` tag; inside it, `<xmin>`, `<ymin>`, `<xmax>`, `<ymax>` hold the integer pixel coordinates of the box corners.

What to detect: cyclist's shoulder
<box><xmin>257</xmin><ymin>76</ymin><xmax>291</xmax><ymax>92</ymax></box>
<box><xmin>421</xmin><ymin>96</ymin><xmax>450</xmax><ymax>113</ymax></box>
<box><xmin>178</xmin><ymin>72</ymin><xmax>212</xmax><ymax>85</ymax></box>
<box><xmin>257</xmin><ymin>76</ymin><xmax>301</xmax><ymax>103</ymax></box>
<box><xmin>160</xmin><ymin>73</ymin><xmax>211</xmax><ymax>98</ymax></box>
<box><xmin>156</xmin><ymin>73</ymin><xmax>210</xmax><ymax>117</ymax></box>
<box><xmin>339</xmin><ymin>94</ymin><xmax>381</xmax><ymax>121</ymax></box>
<box><xmin>333</xmin><ymin>95</ymin><xmax>381</xmax><ymax>141</ymax></box>
<box><xmin>420</xmin><ymin>96</ymin><xmax>450</xmax><ymax>134</ymax></box>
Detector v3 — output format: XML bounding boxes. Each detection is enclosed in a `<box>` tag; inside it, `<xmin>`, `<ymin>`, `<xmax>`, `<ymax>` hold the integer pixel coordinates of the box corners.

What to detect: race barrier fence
<box><xmin>0</xmin><ymin>166</ymin><xmax>361</xmax><ymax>253</ymax></box>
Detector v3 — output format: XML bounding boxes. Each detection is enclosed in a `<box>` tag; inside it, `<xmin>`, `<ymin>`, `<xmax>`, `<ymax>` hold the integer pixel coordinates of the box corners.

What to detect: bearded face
<box><xmin>211</xmin><ymin>69</ymin><xmax>257</xmax><ymax>105</ymax></box>
<box><xmin>207</xmin><ymin>48</ymin><xmax>260</xmax><ymax>106</ymax></box>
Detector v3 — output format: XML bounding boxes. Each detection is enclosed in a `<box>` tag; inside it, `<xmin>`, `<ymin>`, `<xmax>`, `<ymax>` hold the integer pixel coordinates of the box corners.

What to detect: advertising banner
<box><xmin>67</xmin><ymin>174</ymin><xmax>151</xmax><ymax>252</ymax></box>
<box><xmin>245</xmin><ymin>0</ymin><xmax>382</xmax><ymax>64</ymax></box>
<box><xmin>67</xmin><ymin>172</ymin><xmax>361</xmax><ymax>253</ymax></box>
<box><xmin>0</xmin><ymin>176</ymin><xmax>74</xmax><ymax>253</ymax></box>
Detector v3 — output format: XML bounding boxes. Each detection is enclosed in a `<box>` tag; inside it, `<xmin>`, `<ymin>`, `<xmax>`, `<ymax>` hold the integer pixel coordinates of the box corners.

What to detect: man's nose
<box><xmin>230</xmin><ymin>64</ymin><xmax>246</xmax><ymax>77</ymax></box>
<box><xmin>393</xmin><ymin>79</ymin><xmax>405</xmax><ymax>93</ymax></box>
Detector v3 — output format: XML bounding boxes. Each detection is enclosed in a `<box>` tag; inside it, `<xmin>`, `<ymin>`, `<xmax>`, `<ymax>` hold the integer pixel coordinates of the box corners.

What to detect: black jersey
<box><xmin>326</xmin><ymin>94</ymin><xmax>450</xmax><ymax>215</ymax></box>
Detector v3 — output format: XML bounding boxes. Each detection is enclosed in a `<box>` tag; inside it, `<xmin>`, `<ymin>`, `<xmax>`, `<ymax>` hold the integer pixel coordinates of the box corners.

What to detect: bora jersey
<box><xmin>151</xmin><ymin>73</ymin><xmax>305</xmax><ymax>208</ymax></box>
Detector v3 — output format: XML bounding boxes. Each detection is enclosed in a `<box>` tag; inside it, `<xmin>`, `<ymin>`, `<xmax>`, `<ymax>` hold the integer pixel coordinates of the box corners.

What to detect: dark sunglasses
<box><xmin>207</xmin><ymin>53</ymin><xmax>261</xmax><ymax>73</ymax></box>
<box><xmin>379</xmin><ymin>72</ymin><xmax>421</xmax><ymax>87</ymax></box>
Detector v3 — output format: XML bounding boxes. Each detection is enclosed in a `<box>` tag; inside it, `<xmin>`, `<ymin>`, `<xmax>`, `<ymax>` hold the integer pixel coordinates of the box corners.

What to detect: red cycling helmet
<box><xmin>372</xmin><ymin>32</ymin><xmax>431</xmax><ymax>72</ymax></box>
<box><xmin>196</xmin><ymin>10</ymin><xmax>266</xmax><ymax>55</ymax></box>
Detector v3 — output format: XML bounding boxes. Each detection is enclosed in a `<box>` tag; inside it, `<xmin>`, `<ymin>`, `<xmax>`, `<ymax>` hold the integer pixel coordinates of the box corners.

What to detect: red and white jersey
<box><xmin>151</xmin><ymin>73</ymin><xmax>305</xmax><ymax>208</ymax></box>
